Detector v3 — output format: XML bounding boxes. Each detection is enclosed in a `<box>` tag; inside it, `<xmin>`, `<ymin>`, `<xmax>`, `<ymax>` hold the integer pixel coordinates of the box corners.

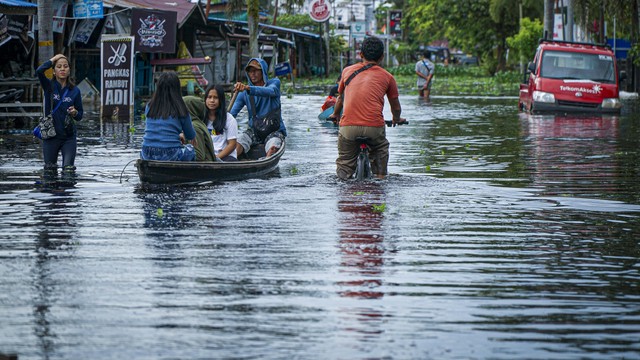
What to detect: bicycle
<box><xmin>353</xmin><ymin>120</ymin><xmax>408</xmax><ymax>181</ymax></box>
<box><xmin>354</xmin><ymin>136</ymin><xmax>373</xmax><ymax>180</ymax></box>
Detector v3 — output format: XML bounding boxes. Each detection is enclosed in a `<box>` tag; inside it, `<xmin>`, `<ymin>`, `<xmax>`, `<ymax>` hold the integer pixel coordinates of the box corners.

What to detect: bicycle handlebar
<box><xmin>385</xmin><ymin>120</ymin><xmax>409</xmax><ymax>127</ymax></box>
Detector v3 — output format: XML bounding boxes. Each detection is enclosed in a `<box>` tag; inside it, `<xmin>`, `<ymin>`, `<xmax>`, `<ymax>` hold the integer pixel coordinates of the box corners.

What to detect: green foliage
<box><xmin>630</xmin><ymin>44</ymin><xmax>640</xmax><ymax>67</ymax></box>
<box><xmin>405</xmin><ymin>0</ymin><xmax>543</xmax><ymax>73</ymax></box>
<box><xmin>507</xmin><ymin>18</ymin><xmax>543</xmax><ymax>62</ymax></box>
<box><xmin>386</xmin><ymin>64</ymin><xmax>519</xmax><ymax>96</ymax></box>
<box><xmin>492</xmin><ymin>70</ymin><xmax>520</xmax><ymax>84</ymax></box>
<box><xmin>389</xmin><ymin>41</ymin><xmax>415</xmax><ymax>64</ymax></box>
<box><xmin>276</xmin><ymin>13</ymin><xmax>317</xmax><ymax>32</ymax></box>
<box><xmin>388</xmin><ymin>64</ymin><xmax>487</xmax><ymax>77</ymax></box>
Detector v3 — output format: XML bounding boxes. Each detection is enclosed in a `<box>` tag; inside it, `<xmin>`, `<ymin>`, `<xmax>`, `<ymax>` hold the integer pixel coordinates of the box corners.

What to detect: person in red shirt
<box><xmin>328</xmin><ymin>36</ymin><xmax>405</xmax><ymax>180</ymax></box>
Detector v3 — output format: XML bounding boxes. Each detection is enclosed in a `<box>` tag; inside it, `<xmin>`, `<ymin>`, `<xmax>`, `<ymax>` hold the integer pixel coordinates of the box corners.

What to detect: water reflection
<box><xmin>337</xmin><ymin>181</ymin><xmax>387</xmax><ymax>299</ymax></box>
<box><xmin>101</xmin><ymin>120</ymin><xmax>133</xmax><ymax>145</ymax></box>
<box><xmin>31</xmin><ymin>190</ymin><xmax>80</xmax><ymax>358</ymax></box>
<box><xmin>522</xmin><ymin>114</ymin><xmax>625</xmax><ymax>199</ymax></box>
<box><xmin>336</xmin><ymin>181</ymin><xmax>389</xmax><ymax>339</ymax></box>
<box><xmin>138</xmin><ymin>188</ymin><xmax>197</xmax><ymax>247</ymax></box>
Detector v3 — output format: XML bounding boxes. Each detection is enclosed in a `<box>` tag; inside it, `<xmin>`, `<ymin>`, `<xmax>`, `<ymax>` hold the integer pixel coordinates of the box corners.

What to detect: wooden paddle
<box><xmin>227</xmin><ymin>90</ymin><xmax>238</xmax><ymax>112</ymax></box>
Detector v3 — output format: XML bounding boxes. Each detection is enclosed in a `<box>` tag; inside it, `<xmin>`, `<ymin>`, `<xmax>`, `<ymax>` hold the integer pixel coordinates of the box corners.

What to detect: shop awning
<box><xmin>103</xmin><ymin>0</ymin><xmax>205</xmax><ymax>28</ymax></box>
<box><xmin>0</xmin><ymin>0</ymin><xmax>37</xmax><ymax>15</ymax></box>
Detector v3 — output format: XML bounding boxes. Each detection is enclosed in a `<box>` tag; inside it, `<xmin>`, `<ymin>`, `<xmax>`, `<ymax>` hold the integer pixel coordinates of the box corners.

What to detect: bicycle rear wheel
<box><xmin>355</xmin><ymin>152</ymin><xmax>371</xmax><ymax>181</ymax></box>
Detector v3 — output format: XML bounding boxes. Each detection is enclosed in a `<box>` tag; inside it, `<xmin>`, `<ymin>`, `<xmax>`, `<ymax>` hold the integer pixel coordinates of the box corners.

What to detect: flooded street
<box><xmin>1</xmin><ymin>95</ymin><xmax>639</xmax><ymax>359</ymax></box>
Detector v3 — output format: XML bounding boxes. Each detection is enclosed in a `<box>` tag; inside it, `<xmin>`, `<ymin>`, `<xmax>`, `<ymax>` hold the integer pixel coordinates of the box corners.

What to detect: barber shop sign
<box><xmin>309</xmin><ymin>0</ymin><xmax>331</xmax><ymax>22</ymax></box>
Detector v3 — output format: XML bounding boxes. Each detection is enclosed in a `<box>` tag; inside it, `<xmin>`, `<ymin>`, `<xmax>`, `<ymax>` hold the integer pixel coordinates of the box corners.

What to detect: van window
<box><xmin>540</xmin><ymin>50</ymin><xmax>615</xmax><ymax>83</ymax></box>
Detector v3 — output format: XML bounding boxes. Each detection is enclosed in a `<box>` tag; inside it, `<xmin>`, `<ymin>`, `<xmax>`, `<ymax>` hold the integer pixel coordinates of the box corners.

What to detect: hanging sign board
<box><xmin>73</xmin><ymin>0</ymin><xmax>104</xmax><ymax>19</ymax></box>
<box><xmin>53</xmin><ymin>0</ymin><xmax>68</xmax><ymax>33</ymax></box>
<box><xmin>389</xmin><ymin>10</ymin><xmax>402</xmax><ymax>37</ymax></box>
<box><xmin>101</xmin><ymin>35</ymin><xmax>135</xmax><ymax>123</ymax></box>
<box><xmin>131</xmin><ymin>8</ymin><xmax>176</xmax><ymax>53</ymax></box>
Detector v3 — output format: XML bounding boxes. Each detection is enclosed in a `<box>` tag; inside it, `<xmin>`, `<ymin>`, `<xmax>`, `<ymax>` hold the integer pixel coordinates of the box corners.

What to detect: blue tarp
<box><xmin>0</xmin><ymin>0</ymin><xmax>37</xmax><ymax>8</ymax></box>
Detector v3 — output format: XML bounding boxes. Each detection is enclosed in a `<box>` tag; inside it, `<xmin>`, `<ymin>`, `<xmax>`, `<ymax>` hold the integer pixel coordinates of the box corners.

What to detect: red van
<box><xmin>519</xmin><ymin>40</ymin><xmax>623</xmax><ymax>113</ymax></box>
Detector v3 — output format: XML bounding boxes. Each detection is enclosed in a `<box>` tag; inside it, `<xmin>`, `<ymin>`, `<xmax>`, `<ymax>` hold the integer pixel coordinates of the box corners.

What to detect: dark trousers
<box><xmin>336</xmin><ymin>125</ymin><xmax>389</xmax><ymax>180</ymax></box>
<box><xmin>42</xmin><ymin>136</ymin><xmax>77</xmax><ymax>169</ymax></box>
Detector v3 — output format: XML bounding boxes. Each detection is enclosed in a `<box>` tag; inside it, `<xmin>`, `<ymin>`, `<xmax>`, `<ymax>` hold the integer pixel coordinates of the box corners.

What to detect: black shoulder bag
<box><xmin>249</xmin><ymin>95</ymin><xmax>281</xmax><ymax>141</ymax></box>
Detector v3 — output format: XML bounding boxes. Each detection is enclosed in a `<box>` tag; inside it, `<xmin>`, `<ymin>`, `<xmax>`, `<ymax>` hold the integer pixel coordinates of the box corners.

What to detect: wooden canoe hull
<box><xmin>135</xmin><ymin>143</ymin><xmax>285</xmax><ymax>185</ymax></box>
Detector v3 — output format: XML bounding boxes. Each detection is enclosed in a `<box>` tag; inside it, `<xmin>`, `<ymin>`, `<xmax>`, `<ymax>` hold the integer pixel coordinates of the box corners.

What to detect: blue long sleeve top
<box><xmin>229</xmin><ymin>57</ymin><xmax>286</xmax><ymax>136</ymax></box>
<box><xmin>36</xmin><ymin>60</ymin><xmax>84</xmax><ymax>139</ymax></box>
<box><xmin>141</xmin><ymin>105</ymin><xmax>196</xmax><ymax>148</ymax></box>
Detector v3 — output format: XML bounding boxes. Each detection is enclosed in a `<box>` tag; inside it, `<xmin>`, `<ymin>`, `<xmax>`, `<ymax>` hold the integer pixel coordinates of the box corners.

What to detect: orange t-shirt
<box><xmin>338</xmin><ymin>63</ymin><xmax>399</xmax><ymax>127</ymax></box>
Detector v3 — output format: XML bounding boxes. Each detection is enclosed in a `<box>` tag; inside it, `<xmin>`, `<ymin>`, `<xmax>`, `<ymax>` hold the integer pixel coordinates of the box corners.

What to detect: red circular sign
<box><xmin>310</xmin><ymin>0</ymin><xmax>331</xmax><ymax>22</ymax></box>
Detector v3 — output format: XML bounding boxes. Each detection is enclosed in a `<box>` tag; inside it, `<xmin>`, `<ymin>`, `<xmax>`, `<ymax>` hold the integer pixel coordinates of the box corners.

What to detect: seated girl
<box><xmin>204</xmin><ymin>84</ymin><xmax>238</xmax><ymax>161</ymax></box>
<box><xmin>141</xmin><ymin>71</ymin><xmax>196</xmax><ymax>161</ymax></box>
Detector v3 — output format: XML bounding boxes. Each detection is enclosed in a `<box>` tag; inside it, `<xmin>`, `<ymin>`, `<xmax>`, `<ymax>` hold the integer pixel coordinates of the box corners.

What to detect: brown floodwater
<box><xmin>1</xmin><ymin>95</ymin><xmax>639</xmax><ymax>359</ymax></box>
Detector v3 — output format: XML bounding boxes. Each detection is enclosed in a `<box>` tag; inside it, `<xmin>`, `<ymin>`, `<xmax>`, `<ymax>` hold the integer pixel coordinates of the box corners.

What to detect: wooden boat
<box><xmin>135</xmin><ymin>142</ymin><xmax>285</xmax><ymax>185</ymax></box>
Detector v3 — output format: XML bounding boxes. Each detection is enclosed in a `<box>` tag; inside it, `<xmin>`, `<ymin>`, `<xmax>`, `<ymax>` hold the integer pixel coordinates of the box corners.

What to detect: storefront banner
<box><xmin>74</xmin><ymin>18</ymin><xmax>100</xmax><ymax>44</ymax></box>
<box><xmin>53</xmin><ymin>0</ymin><xmax>68</xmax><ymax>34</ymax></box>
<box><xmin>101</xmin><ymin>35</ymin><xmax>135</xmax><ymax>123</ymax></box>
<box><xmin>131</xmin><ymin>8</ymin><xmax>176</xmax><ymax>53</ymax></box>
<box><xmin>73</xmin><ymin>0</ymin><xmax>104</xmax><ymax>19</ymax></box>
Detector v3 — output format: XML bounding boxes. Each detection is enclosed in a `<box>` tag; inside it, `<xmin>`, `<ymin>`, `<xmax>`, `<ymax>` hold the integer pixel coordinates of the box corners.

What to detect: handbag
<box><xmin>249</xmin><ymin>95</ymin><xmax>281</xmax><ymax>141</ymax></box>
<box><xmin>37</xmin><ymin>114</ymin><xmax>56</xmax><ymax>139</ymax></box>
<box><xmin>33</xmin><ymin>88</ymin><xmax>69</xmax><ymax>140</ymax></box>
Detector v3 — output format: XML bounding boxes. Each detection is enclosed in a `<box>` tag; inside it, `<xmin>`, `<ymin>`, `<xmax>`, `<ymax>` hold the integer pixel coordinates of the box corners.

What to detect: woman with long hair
<box><xmin>35</xmin><ymin>53</ymin><xmax>83</xmax><ymax>176</ymax></box>
<box><xmin>140</xmin><ymin>71</ymin><xmax>196</xmax><ymax>161</ymax></box>
<box><xmin>204</xmin><ymin>84</ymin><xmax>238</xmax><ymax>161</ymax></box>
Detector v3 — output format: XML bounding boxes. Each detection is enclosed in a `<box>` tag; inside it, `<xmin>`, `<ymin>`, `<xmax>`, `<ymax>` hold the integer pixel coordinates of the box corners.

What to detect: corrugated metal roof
<box><xmin>103</xmin><ymin>0</ymin><xmax>205</xmax><ymax>28</ymax></box>
<box><xmin>208</xmin><ymin>17</ymin><xmax>320</xmax><ymax>39</ymax></box>
<box><xmin>0</xmin><ymin>0</ymin><xmax>37</xmax><ymax>15</ymax></box>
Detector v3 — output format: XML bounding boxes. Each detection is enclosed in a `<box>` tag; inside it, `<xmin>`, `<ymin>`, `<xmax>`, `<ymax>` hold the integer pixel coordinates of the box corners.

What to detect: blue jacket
<box><xmin>229</xmin><ymin>58</ymin><xmax>286</xmax><ymax>136</ymax></box>
<box><xmin>36</xmin><ymin>60</ymin><xmax>84</xmax><ymax>139</ymax></box>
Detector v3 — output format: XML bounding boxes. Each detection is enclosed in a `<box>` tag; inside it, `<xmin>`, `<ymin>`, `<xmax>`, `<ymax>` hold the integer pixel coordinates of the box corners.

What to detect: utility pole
<box><xmin>519</xmin><ymin>2</ymin><xmax>523</xmax><ymax>73</ymax></box>
<box><xmin>37</xmin><ymin>0</ymin><xmax>54</xmax><ymax>65</ymax></box>
<box><xmin>324</xmin><ymin>20</ymin><xmax>330</xmax><ymax>77</ymax></box>
<box><xmin>566</xmin><ymin>0</ymin><xmax>573</xmax><ymax>41</ymax></box>
<box><xmin>544</xmin><ymin>0</ymin><xmax>554</xmax><ymax>39</ymax></box>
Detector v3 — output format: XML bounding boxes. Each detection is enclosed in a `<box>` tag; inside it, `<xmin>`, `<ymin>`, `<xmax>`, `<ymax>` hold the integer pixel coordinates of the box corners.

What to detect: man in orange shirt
<box><xmin>328</xmin><ymin>36</ymin><xmax>405</xmax><ymax>180</ymax></box>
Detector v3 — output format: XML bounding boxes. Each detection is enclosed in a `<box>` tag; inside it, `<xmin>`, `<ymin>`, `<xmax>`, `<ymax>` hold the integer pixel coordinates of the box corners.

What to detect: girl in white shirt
<box><xmin>204</xmin><ymin>84</ymin><xmax>238</xmax><ymax>161</ymax></box>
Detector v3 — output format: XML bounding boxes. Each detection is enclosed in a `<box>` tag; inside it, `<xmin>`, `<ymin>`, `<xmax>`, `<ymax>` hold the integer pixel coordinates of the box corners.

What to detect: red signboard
<box><xmin>309</xmin><ymin>0</ymin><xmax>331</xmax><ymax>22</ymax></box>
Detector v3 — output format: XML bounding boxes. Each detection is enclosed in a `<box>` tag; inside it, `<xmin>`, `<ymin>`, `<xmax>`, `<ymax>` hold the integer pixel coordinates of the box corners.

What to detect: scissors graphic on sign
<box><xmin>108</xmin><ymin>44</ymin><xmax>127</xmax><ymax>66</ymax></box>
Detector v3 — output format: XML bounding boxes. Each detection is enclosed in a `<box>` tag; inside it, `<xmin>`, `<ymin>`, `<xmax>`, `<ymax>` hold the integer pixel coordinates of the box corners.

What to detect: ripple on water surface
<box><xmin>0</xmin><ymin>96</ymin><xmax>639</xmax><ymax>359</ymax></box>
